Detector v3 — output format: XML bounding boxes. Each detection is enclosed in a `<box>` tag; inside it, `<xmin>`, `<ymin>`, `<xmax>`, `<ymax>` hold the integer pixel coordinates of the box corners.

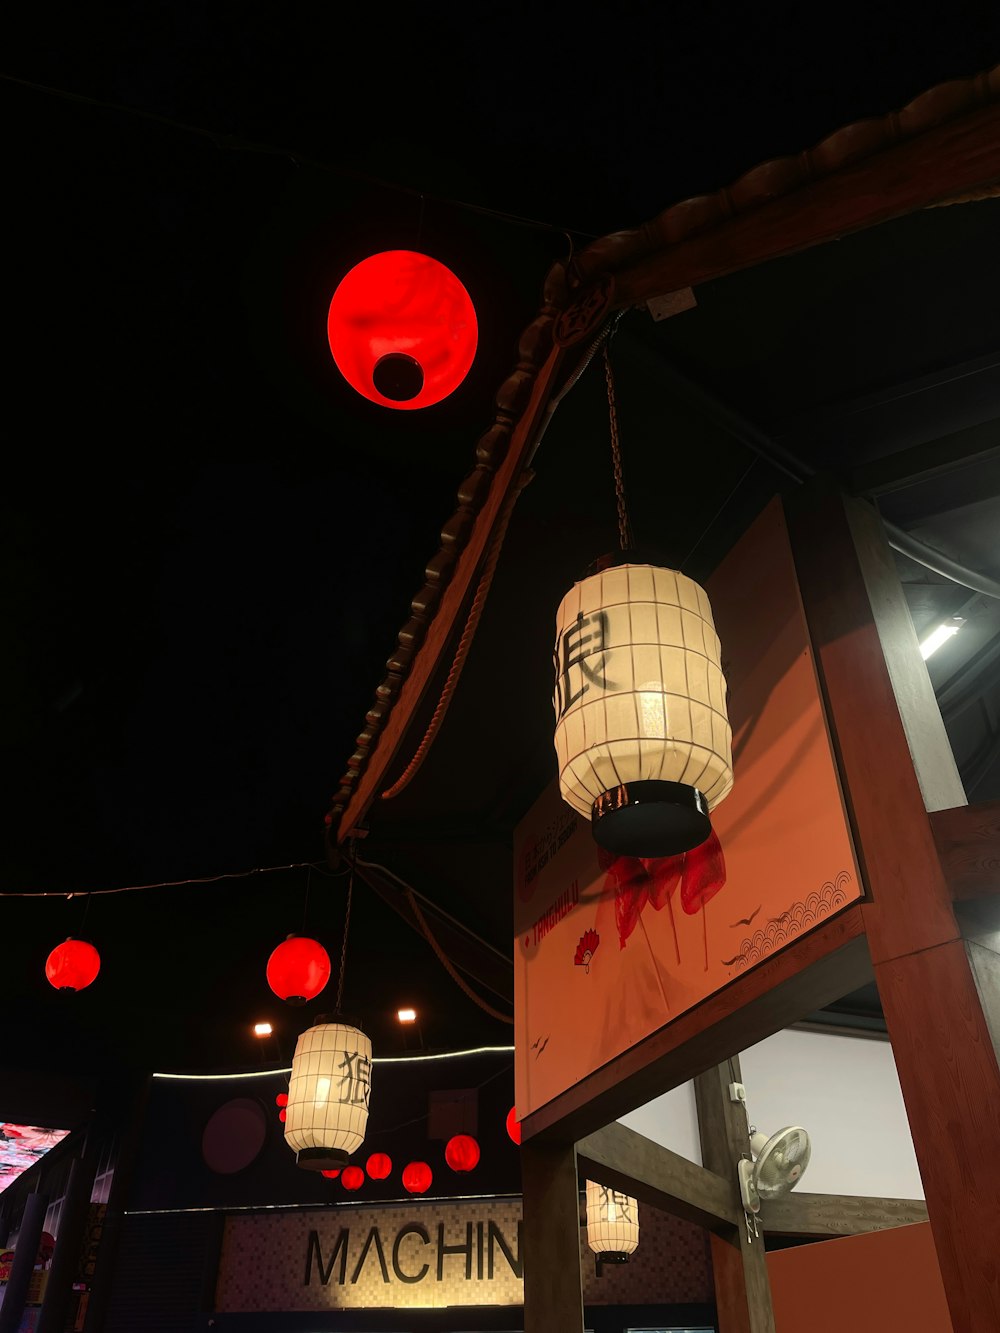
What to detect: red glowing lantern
<box><xmin>45</xmin><ymin>939</ymin><xmax>100</xmax><ymax>992</ymax></box>
<box><xmin>366</xmin><ymin>1152</ymin><xmax>392</xmax><ymax>1180</ymax></box>
<box><xmin>327</xmin><ymin>250</ymin><xmax>478</xmax><ymax>410</ymax></box>
<box><xmin>321</xmin><ymin>1168</ymin><xmax>341</xmax><ymax>1179</ymax></box>
<box><xmin>444</xmin><ymin>1135</ymin><xmax>480</xmax><ymax>1172</ymax></box>
<box><xmin>275</xmin><ymin>1093</ymin><xmax>288</xmax><ymax>1108</ymax></box>
<box><xmin>265</xmin><ymin>935</ymin><xmax>331</xmax><ymax>1005</ymax></box>
<box><xmin>341</xmin><ymin>1165</ymin><xmax>364</xmax><ymax>1191</ymax></box>
<box><xmin>402</xmin><ymin>1161</ymin><xmax>432</xmax><ymax>1195</ymax></box>
<box><xmin>279</xmin><ymin>1109</ymin><xmax>287</xmax><ymax>1122</ymax></box>
<box><xmin>505</xmin><ymin>1106</ymin><xmax>522</xmax><ymax>1145</ymax></box>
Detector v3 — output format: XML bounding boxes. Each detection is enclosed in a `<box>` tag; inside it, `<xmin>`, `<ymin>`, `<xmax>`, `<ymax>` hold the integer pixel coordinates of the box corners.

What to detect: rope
<box><xmin>381</xmin><ymin>469</ymin><xmax>534</xmax><ymax>800</ymax></box>
<box><xmin>335</xmin><ymin>859</ymin><xmax>354</xmax><ymax>1013</ymax></box>
<box><xmin>603</xmin><ymin>340</ymin><xmax>634</xmax><ymax>551</ymax></box>
<box><xmin>404</xmin><ymin>887</ymin><xmax>514</xmax><ymax>1025</ymax></box>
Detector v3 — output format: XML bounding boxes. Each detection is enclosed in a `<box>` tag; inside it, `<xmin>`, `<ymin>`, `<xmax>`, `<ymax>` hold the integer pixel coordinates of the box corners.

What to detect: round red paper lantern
<box><xmin>275</xmin><ymin>1093</ymin><xmax>288</xmax><ymax>1108</ymax></box>
<box><xmin>44</xmin><ymin>939</ymin><xmax>100</xmax><ymax>992</ymax></box>
<box><xmin>327</xmin><ymin>250</ymin><xmax>478</xmax><ymax>410</ymax></box>
<box><xmin>265</xmin><ymin>936</ymin><xmax>331</xmax><ymax>1005</ymax></box>
<box><xmin>341</xmin><ymin>1165</ymin><xmax>364</xmax><ymax>1191</ymax></box>
<box><xmin>444</xmin><ymin>1134</ymin><xmax>480</xmax><ymax>1173</ymax></box>
<box><xmin>505</xmin><ymin>1106</ymin><xmax>522</xmax><ymax>1145</ymax></box>
<box><xmin>278</xmin><ymin>1109</ymin><xmax>287</xmax><ymax>1122</ymax></box>
<box><xmin>366</xmin><ymin>1152</ymin><xmax>392</xmax><ymax>1180</ymax></box>
<box><xmin>321</xmin><ymin>1168</ymin><xmax>341</xmax><ymax>1179</ymax></box>
<box><xmin>402</xmin><ymin>1161</ymin><xmax>432</xmax><ymax>1194</ymax></box>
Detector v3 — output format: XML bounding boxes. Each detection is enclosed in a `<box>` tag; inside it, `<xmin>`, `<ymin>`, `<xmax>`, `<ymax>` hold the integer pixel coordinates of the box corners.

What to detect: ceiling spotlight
<box><xmin>397</xmin><ymin>1008</ymin><xmax>417</xmax><ymax>1024</ymax></box>
<box><xmin>253</xmin><ymin>1022</ymin><xmax>273</xmax><ymax>1038</ymax></box>
<box><xmin>919</xmin><ymin>618</ymin><xmax>964</xmax><ymax>660</ymax></box>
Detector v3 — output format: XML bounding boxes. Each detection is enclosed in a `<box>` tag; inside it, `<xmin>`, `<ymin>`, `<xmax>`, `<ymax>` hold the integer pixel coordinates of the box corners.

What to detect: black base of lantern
<box><xmin>296</xmin><ymin>1147</ymin><xmax>350</xmax><ymax>1171</ymax></box>
<box><xmin>592</xmin><ymin>780</ymin><xmax>711</xmax><ymax>858</ymax></box>
<box><xmin>596</xmin><ymin>1251</ymin><xmax>631</xmax><ymax>1264</ymax></box>
<box><xmin>373</xmin><ymin>353</ymin><xmax>424</xmax><ymax>401</ymax></box>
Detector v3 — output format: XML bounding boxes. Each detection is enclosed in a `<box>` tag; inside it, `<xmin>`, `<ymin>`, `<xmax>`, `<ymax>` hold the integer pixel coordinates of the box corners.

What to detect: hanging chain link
<box><xmin>603</xmin><ymin>341</ymin><xmax>634</xmax><ymax>551</ymax></box>
<box><xmin>335</xmin><ymin>856</ymin><xmax>354</xmax><ymax>1013</ymax></box>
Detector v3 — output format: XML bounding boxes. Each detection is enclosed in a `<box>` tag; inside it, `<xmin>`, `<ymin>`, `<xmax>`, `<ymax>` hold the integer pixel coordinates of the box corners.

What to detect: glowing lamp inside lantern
<box><xmin>327</xmin><ymin>250</ymin><xmax>477</xmax><ymax>410</ymax></box>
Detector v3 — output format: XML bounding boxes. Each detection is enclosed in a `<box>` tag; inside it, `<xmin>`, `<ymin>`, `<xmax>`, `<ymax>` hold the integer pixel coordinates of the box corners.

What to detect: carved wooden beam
<box><xmin>576</xmin><ymin>1120</ymin><xmax>739</xmax><ymax>1232</ymax></box>
<box><xmin>760</xmin><ymin>1192</ymin><xmax>929</xmax><ymax>1237</ymax></box>
<box><xmin>931</xmin><ymin>800</ymin><xmax>1000</xmax><ymax>902</ymax></box>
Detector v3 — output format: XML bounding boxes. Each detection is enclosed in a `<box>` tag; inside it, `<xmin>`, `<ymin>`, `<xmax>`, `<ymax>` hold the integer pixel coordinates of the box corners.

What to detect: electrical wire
<box><xmin>0</xmin><ymin>859</ymin><xmax>344</xmax><ymax>899</ymax></box>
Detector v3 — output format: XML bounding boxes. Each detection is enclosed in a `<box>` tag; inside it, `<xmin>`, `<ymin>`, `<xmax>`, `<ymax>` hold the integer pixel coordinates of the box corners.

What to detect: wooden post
<box><xmin>786</xmin><ymin>483</ymin><xmax>1000</xmax><ymax>1333</ymax></box>
<box><xmin>521</xmin><ymin>1139</ymin><xmax>585</xmax><ymax>1333</ymax></box>
<box><xmin>695</xmin><ymin>1059</ymin><xmax>775</xmax><ymax>1333</ymax></box>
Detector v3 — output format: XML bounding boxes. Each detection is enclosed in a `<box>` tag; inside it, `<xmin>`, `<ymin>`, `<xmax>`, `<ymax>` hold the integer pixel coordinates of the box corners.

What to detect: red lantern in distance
<box><xmin>266</xmin><ymin>935</ymin><xmax>331</xmax><ymax>1005</ymax></box>
<box><xmin>341</xmin><ymin>1166</ymin><xmax>364</xmax><ymax>1191</ymax></box>
<box><xmin>402</xmin><ymin>1161</ymin><xmax>432</xmax><ymax>1195</ymax></box>
<box><xmin>275</xmin><ymin>1094</ymin><xmax>288</xmax><ymax>1108</ymax></box>
<box><xmin>505</xmin><ymin>1106</ymin><xmax>522</xmax><ymax>1145</ymax></box>
<box><xmin>444</xmin><ymin>1135</ymin><xmax>480</xmax><ymax>1173</ymax></box>
<box><xmin>45</xmin><ymin>939</ymin><xmax>100</xmax><ymax>992</ymax></box>
<box><xmin>366</xmin><ymin>1152</ymin><xmax>392</xmax><ymax>1180</ymax></box>
<box><xmin>327</xmin><ymin>250</ymin><xmax>478</xmax><ymax>410</ymax></box>
<box><xmin>321</xmin><ymin>1168</ymin><xmax>341</xmax><ymax>1179</ymax></box>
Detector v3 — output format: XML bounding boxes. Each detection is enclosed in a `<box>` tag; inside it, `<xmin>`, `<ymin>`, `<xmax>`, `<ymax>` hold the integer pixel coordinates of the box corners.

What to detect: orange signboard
<box><xmin>514</xmin><ymin>499</ymin><xmax>861</xmax><ymax>1118</ymax></box>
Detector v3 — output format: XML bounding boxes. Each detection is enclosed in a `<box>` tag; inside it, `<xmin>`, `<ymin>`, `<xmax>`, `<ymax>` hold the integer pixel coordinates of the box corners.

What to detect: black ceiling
<box><xmin>3</xmin><ymin>6</ymin><xmax>1000</xmax><ymax>1093</ymax></box>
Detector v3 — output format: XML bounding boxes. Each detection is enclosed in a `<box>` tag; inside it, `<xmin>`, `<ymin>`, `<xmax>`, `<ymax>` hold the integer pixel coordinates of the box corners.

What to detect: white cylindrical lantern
<box><xmin>284</xmin><ymin>1018</ymin><xmax>372</xmax><ymax>1170</ymax></box>
<box><xmin>553</xmin><ymin>560</ymin><xmax>733</xmax><ymax>856</ymax></box>
<box><xmin>586</xmin><ymin>1179</ymin><xmax>639</xmax><ymax>1261</ymax></box>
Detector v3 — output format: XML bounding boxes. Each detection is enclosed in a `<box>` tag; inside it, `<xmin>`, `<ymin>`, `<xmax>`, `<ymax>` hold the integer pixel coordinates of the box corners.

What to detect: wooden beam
<box><xmin>609</xmin><ymin>101</ymin><xmax>1000</xmax><ymax>308</ymax></box>
<box><xmin>696</xmin><ymin>1059</ymin><xmax>775</xmax><ymax>1333</ymax></box>
<box><xmin>931</xmin><ymin>799</ymin><xmax>1000</xmax><ymax>902</ymax></box>
<box><xmin>521</xmin><ymin>1139</ymin><xmax>585</xmax><ymax>1333</ymax></box>
<box><xmin>576</xmin><ymin>1121</ymin><xmax>739</xmax><ymax>1232</ymax></box>
<box><xmin>522</xmin><ymin>905</ymin><xmax>871</xmax><ymax>1144</ymax></box>
<box><xmin>786</xmin><ymin>483</ymin><xmax>1000</xmax><ymax>1333</ymax></box>
<box><xmin>336</xmin><ymin>341</ymin><xmax>570</xmax><ymax>841</ymax></box>
<box><xmin>849</xmin><ymin>423</ymin><xmax>1000</xmax><ymax>497</ymax></box>
<box><xmin>760</xmin><ymin>1192</ymin><xmax>928</xmax><ymax>1237</ymax></box>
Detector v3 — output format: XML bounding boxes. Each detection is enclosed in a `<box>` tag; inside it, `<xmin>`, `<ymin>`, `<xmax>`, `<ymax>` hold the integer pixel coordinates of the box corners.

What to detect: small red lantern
<box><xmin>341</xmin><ymin>1165</ymin><xmax>364</xmax><ymax>1191</ymax></box>
<box><xmin>45</xmin><ymin>939</ymin><xmax>100</xmax><ymax>992</ymax></box>
<box><xmin>505</xmin><ymin>1106</ymin><xmax>522</xmax><ymax>1145</ymax></box>
<box><xmin>402</xmin><ymin>1161</ymin><xmax>432</xmax><ymax>1195</ymax></box>
<box><xmin>265</xmin><ymin>935</ymin><xmax>331</xmax><ymax>1005</ymax></box>
<box><xmin>321</xmin><ymin>1168</ymin><xmax>341</xmax><ymax>1179</ymax></box>
<box><xmin>444</xmin><ymin>1134</ymin><xmax>480</xmax><ymax>1173</ymax></box>
<box><xmin>278</xmin><ymin>1109</ymin><xmax>287</xmax><ymax>1123</ymax></box>
<box><xmin>366</xmin><ymin>1152</ymin><xmax>392</xmax><ymax>1180</ymax></box>
<box><xmin>327</xmin><ymin>250</ymin><xmax>478</xmax><ymax>410</ymax></box>
<box><xmin>275</xmin><ymin>1093</ymin><xmax>288</xmax><ymax>1108</ymax></box>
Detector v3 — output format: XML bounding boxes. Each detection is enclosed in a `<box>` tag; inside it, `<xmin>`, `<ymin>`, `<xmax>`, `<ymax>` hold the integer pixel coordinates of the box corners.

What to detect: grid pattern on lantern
<box><xmin>284</xmin><ymin>1024</ymin><xmax>372</xmax><ymax>1157</ymax></box>
<box><xmin>585</xmin><ymin>1180</ymin><xmax>639</xmax><ymax>1256</ymax></box>
<box><xmin>553</xmin><ymin>565</ymin><xmax>733</xmax><ymax>815</ymax></box>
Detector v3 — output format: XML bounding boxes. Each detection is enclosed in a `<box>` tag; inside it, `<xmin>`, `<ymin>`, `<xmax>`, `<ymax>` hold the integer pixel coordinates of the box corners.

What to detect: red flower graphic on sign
<box><xmin>598</xmin><ymin>830</ymin><xmax>727</xmax><ymax>968</ymax></box>
<box><xmin>574</xmin><ymin>929</ymin><xmax>600</xmax><ymax>972</ymax></box>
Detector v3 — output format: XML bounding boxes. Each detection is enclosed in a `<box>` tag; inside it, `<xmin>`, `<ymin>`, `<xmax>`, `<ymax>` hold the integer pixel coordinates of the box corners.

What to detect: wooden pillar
<box><xmin>521</xmin><ymin>1139</ymin><xmax>585</xmax><ymax>1333</ymax></box>
<box><xmin>695</xmin><ymin>1059</ymin><xmax>775</xmax><ymax>1333</ymax></box>
<box><xmin>786</xmin><ymin>482</ymin><xmax>1000</xmax><ymax>1333</ymax></box>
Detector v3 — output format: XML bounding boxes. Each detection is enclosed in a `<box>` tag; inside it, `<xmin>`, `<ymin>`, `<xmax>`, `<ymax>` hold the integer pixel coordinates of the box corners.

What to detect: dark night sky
<box><xmin>3</xmin><ymin>3</ymin><xmax>999</xmax><ymax>1076</ymax></box>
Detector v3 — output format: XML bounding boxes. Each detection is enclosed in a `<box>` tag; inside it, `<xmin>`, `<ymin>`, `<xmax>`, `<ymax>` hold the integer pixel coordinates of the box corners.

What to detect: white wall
<box><xmin>618</xmin><ymin>1027</ymin><xmax>925</xmax><ymax>1200</ymax></box>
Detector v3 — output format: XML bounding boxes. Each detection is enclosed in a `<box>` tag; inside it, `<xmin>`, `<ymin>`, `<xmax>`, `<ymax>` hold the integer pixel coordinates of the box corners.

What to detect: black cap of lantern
<box><xmin>296</xmin><ymin>1146</ymin><xmax>351</xmax><ymax>1170</ymax></box>
<box><xmin>373</xmin><ymin>353</ymin><xmax>424</xmax><ymax>401</ymax></box>
<box><xmin>583</xmin><ymin>547</ymin><xmax>673</xmax><ymax>578</ymax></box>
<box><xmin>592</xmin><ymin>780</ymin><xmax>711</xmax><ymax>858</ymax></box>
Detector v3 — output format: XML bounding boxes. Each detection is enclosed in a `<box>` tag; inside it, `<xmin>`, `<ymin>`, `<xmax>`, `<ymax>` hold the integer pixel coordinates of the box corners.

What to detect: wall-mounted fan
<box><xmin>730</xmin><ymin>1082</ymin><xmax>811</xmax><ymax>1216</ymax></box>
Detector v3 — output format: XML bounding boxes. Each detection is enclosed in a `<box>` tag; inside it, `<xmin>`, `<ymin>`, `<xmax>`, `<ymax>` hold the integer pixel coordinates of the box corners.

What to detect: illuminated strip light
<box><xmin>919</xmin><ymin>619</ymin><xmax>963</xmax><ymax>660</ymax></box>
<box><xmin>125</xmin><ymin>1192</ymin><xmax>524</xmax><ymax>1216</ymax></box>
<box><xmin>152</xmin><ymin>1044</ymin><xmax>515</xmax><ymax>1080</ymax></box>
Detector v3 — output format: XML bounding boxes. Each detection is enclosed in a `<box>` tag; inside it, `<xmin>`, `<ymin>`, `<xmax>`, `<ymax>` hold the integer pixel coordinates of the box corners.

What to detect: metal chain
<box><xmin>335</xmin><ymin>856</ymin><xmax>354</xmax><ymax>1013</ymax></box>
<box><xmin>603</xmin><ymin>341</ymin><xmax>634</xmax><ymax>551</ymax></box>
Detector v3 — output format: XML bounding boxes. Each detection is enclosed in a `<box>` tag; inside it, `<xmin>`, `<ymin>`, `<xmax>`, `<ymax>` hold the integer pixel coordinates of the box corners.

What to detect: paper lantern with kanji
<box><xmin>553</xmin><ymin>559</ymin><xmax>733</xmax><ymax>857</ymax></box>
<box><xmin>266</xmin><ymin>936</ymin><xmax>331</xmax><ymax>1005</ymax></box>
<box><xmin>327</xmin><ymin>250</ymin><xmax>478</xmax><ymax>410</ymax></box>
<box><xmin>283</xmin><ymin>1019</ymin><xmax>371</xmax><ymax>1170</ymax></box>
<box><xmin>366</xmin><ymin>1152</ymin><xmax>392</xmax><ymax>1180</ymax></box>
<box><xmin>402</xmin><ymin>1161</ymin><xmax>432</xmax><ymax>1194</ymax></box>
<box><xmin>586</xmin><ymin>1179</ymin><xmax>639</xmax><ymax>1261</ymax></box>
<box><xmin>444</xmin><ymin>1134</ymin><xmax>480</xmax><ymax>1173</ymax></box>
<box><xmin>44</xmin><ymin>939</ymin><xmax>100</xmax><ymax>992</ymax></box>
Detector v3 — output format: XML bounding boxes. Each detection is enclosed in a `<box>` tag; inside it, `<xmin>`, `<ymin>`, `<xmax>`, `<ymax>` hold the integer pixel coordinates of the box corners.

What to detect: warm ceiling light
<box><xmin>397</xmin><ymin>1007</ymin><xmax>417</xmax><ymax>1024</ymax></box>
<box><xmin>919</xmin><ymin>618</ymin><xmax>964</xmax><ymax>660</ymax></box>
<box><xmin>253</xmin><ymin>1022</ymin><xmax>273</xmax><ymax>1038</ymax></box>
